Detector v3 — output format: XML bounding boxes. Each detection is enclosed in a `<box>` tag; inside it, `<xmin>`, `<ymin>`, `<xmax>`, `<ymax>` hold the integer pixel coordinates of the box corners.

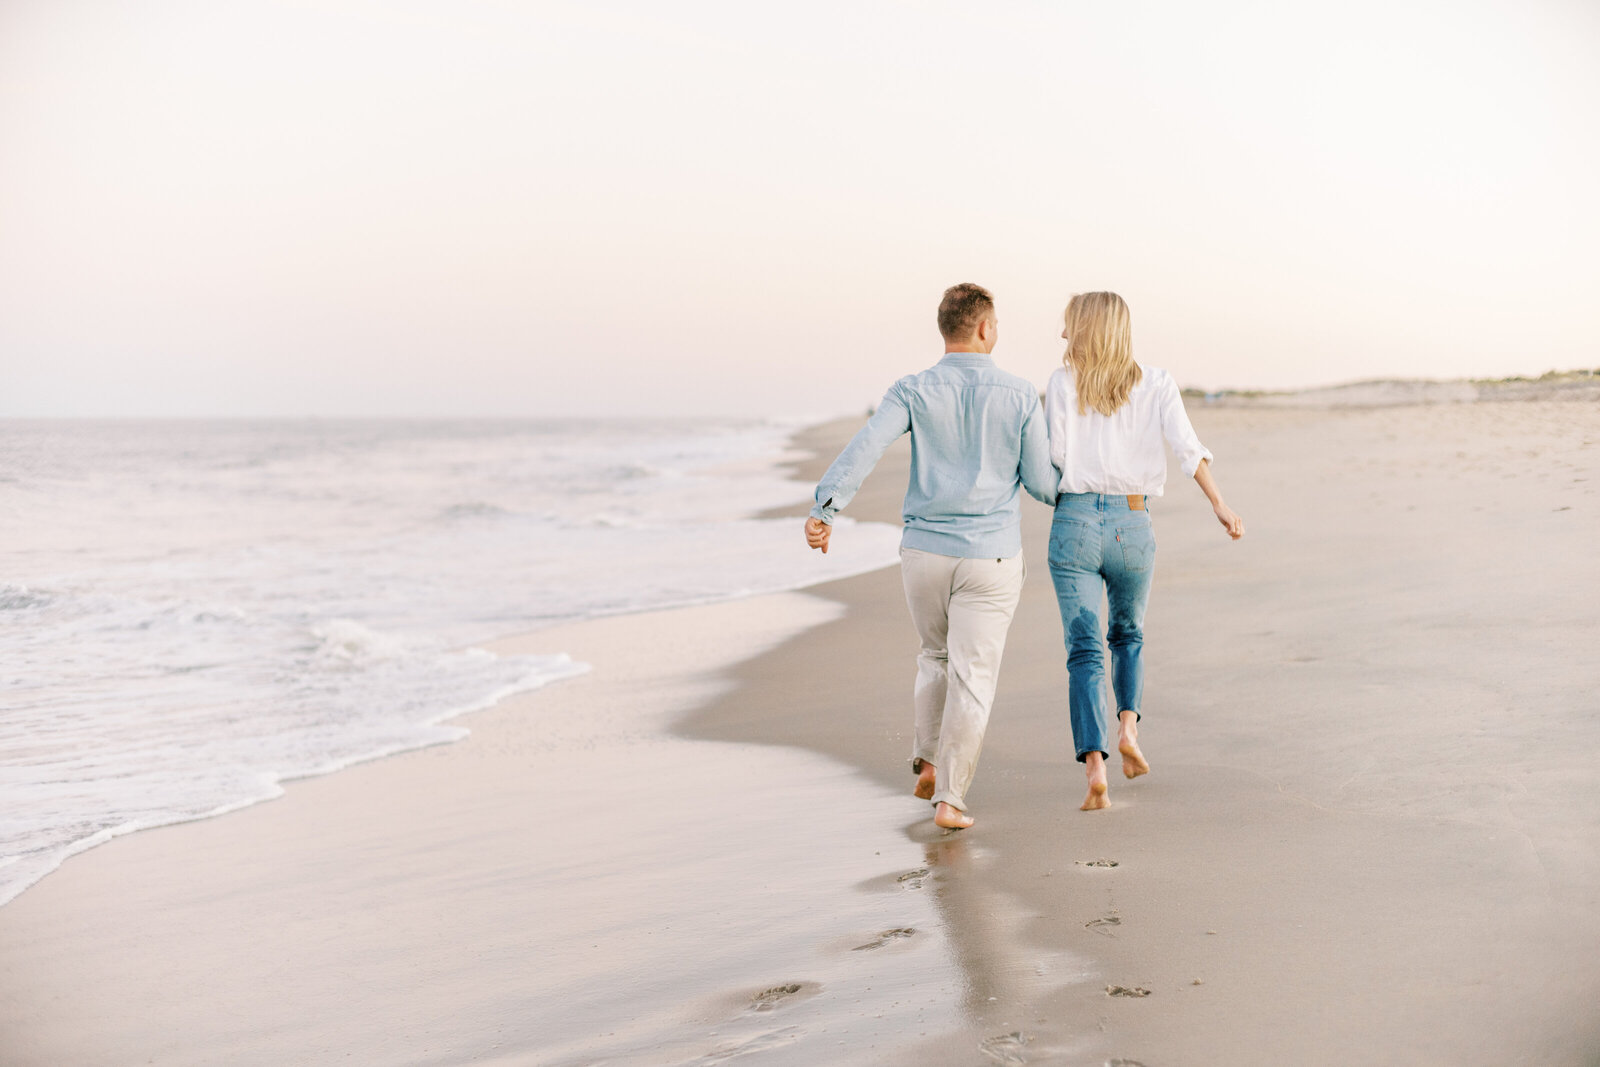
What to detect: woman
<box><xmin>1045</xmin><ymin>291</ymin><xmax>1244</xmax><ymax>811</ymax></box>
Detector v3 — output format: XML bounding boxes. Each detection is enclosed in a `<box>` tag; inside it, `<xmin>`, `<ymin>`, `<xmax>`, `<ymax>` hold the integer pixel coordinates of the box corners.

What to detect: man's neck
<box><xmin>943</xmin><ymin>345</ymin><xmax>992</xmax><ymax>355</ymax></box>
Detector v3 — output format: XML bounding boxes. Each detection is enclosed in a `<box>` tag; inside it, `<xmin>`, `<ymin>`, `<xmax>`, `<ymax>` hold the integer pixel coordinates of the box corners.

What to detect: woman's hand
<box><xmin>1213</xmin><ymin>502</ymin><xmax>1244</xmax><ymax>540</ymax></box>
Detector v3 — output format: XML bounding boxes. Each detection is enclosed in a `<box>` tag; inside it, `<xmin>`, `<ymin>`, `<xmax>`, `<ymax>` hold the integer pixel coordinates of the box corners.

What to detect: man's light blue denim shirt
<box><xmin>810</xmin><ymin>353</ymin><xmax>1060</xmax><ymax>559</ymax></box>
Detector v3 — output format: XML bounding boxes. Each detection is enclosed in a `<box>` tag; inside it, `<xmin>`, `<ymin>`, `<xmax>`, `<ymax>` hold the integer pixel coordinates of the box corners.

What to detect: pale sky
<box><xmin>2</xmin><ymin>0</ymin><xmax>1597</xmax><ymax>418</ymax></box>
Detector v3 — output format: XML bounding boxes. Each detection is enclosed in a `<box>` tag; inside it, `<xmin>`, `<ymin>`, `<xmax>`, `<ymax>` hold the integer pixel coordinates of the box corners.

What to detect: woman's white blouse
<box><xmin>1044</xmin><ymin>364</ymin><xmax>1212</xmax><ymax>496</ymax></box>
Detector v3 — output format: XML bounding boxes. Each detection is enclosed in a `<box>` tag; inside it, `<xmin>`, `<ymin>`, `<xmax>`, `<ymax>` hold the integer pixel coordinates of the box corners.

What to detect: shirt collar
<box><xmin>938</xmin><ymin>351</ymin><xmax>995</xmax><ymax>366</ymax></box>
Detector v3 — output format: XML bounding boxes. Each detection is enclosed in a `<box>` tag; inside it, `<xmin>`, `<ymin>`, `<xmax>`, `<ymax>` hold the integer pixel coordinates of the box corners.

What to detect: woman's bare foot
<box><xmin>913</xmin><ymin>760</ymin><xmax>937</xmax><ymax>800</ymax></box>
<box><xmin>1118</xmin><ymin>710</ymin><xmax>1149</xmax><ymax>779</ymax></box>
<box><xmin>934</xmin><ymin>801</ymin><xmax>973</xmax><ymax>829</ymax></box>
<box><xmin>1082</xmin><ymin>751</ymin><xmax>1110</xmax><ymax>811</ymax></box>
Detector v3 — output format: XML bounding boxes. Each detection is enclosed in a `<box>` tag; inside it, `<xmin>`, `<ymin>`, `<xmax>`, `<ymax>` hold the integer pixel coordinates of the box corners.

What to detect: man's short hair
<box><xmin>937</xmin><ymin>283</ymin><xmax>995</xmax><ymax>341</ymax></box>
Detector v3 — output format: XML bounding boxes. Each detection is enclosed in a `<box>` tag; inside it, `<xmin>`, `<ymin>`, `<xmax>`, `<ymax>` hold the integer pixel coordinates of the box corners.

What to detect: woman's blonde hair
<box><xmin>1062</xmin><ymin>291</ymin><xmax>1141</xmax><ymax>416</ymax></box>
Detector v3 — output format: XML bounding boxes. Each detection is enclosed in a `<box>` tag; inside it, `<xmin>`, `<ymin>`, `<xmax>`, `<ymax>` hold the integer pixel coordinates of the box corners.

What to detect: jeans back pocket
<box><xmin>1117</xmin><ymin>521</ymin><xmax>1155</xmax><ymax>572</ymax></box>
<box><xmin>1048</xmin><ymin>520</ymin><xmax>1096</xmax><ymax>569</ymax></box>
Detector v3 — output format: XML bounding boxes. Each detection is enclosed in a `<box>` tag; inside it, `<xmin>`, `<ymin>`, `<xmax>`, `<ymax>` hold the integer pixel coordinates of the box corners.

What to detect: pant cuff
<box><xmin>930</xmin><ymin>789</ymin><xmax>964</xmax><ymax>811</ymax></box>
<box><xmin>1075</xmin><ymin>748</ymin><xmax>1110</xmax><ymax>764</ymax></box>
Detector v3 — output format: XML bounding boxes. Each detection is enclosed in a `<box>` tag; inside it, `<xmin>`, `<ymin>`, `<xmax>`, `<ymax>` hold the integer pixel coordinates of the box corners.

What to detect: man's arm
<box><xmin>804</xmin><ymin>385</ymin><xmax>911</xmax><ymax>554</ymax></box>
<box><xmin>1018</xmin><ymin>395</ymin><xmax>1060</xmax><ymax>506</ymax></box>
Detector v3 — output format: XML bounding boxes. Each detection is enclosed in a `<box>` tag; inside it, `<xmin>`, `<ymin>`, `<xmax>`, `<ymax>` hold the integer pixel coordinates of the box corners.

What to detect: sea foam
<box><xmin>0</xmin><ymin>418</ymin><xmax>901</xmax><ymax>906</ymax></box>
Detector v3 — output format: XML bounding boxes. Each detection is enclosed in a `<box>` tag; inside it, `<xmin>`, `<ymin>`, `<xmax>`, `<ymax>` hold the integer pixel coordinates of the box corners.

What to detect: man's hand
<box><xmin>805</xmin><ymin>517</ymin><xmax>832</xmax><ymax>554</ymax></box>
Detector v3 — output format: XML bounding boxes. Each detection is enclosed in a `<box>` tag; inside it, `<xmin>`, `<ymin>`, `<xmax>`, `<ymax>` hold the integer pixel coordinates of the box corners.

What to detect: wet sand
<box><xmin>3</xmin><ymin>394</ymin><xmax>1599</xmax><ymax>1065</ymax></box>
<box><xmin>0</xmin><ymin>593</ymin><xmax>1004</xmax><ymax>1066</ymax></box>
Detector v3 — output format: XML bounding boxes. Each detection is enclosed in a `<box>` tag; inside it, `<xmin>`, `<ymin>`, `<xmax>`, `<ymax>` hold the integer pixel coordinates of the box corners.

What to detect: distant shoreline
<box><xmin>1183</xmin><ymin>367</ymin><xmax>1600</xmax><ymax>407</ymax></box>
<box><xmin>4</xmin><ymin>369</ymin><xmax>1597</xmax><ymax>422</ymax></box>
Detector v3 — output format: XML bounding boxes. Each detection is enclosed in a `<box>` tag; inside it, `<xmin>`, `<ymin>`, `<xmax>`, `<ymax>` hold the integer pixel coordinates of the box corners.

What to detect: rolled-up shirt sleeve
<box><xmin>809</xmin><ymin>384</ymin><xmax>911</xmax><ymax>524</ymax></box>
<box><xmin>1158</xmin><ymin>374</ymin><xmax>1213</xmax><ymax>476</ymax></box>
<box><xmin>1044</xmin><ymin>368</ymin><xmax>1069</xmax><ymax>473</ymax></box>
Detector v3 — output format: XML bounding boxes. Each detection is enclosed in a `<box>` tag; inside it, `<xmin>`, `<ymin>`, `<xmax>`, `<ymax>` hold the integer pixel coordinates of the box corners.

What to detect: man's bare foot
<box><xmin>1118</xmin><ymin>710</ymin><xmax>1149</xmax><ymax>779</ymax></box>
<box><xmin>1082</xmin><ymin>751</ymin><xmax>1110</xmax><ymax>811</ymax></box>
<box><xmin>913</xmin><ymin>760</ymin><xmax>937</xmax><ymax>800</ymax></box>
<box><xmin>934</xmin><ymin>801</ymin><xmax>973</xmax><ymax>829</ymax></box>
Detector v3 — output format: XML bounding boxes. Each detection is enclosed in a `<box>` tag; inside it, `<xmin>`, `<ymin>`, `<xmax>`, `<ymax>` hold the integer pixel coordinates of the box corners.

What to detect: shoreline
<box><xmin>0</xmin><ymin>654</ymin><xmax>592</xmax><ymax>912</ymax></box>
<box><xmin>0</xmin><ymin>415</ymin><xmax>903</xmax><ymax>915</ymax></box>
<box><xmin>1</xmin><ymin>590</ymin><xmax>1000</xmax><ymax>1066</ymax></box>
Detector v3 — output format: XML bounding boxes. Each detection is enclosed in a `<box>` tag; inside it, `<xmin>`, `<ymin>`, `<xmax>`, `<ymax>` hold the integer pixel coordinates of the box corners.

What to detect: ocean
<box><xmin>0</xmin><ymin>418</ymin><xmax>901</xmax><ymax>906</ymax></box>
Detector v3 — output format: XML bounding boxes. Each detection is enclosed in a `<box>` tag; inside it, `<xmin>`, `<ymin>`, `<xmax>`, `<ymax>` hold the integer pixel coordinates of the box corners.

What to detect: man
<box><xmin>804</xmin><ymin>283</ymin><xmax>1059</xmax><ymax>829</ymax></box>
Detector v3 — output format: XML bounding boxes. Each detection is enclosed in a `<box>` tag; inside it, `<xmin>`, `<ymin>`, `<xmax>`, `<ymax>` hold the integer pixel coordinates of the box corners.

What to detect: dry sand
<box><xmin>2</xmin><ymin>395</ymin><xmax>1598</xmax><ymax>1065</ymax></box>
<box><xmin>704</xmin><ymin>397</ymin><xmax>1600</xmax><ymax>1066</ymax></box>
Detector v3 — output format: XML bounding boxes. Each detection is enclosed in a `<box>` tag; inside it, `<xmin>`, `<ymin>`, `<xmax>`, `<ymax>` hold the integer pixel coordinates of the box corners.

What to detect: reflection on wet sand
<box><xmin>908</xmin><ymin>824</ymin><xmax>1096</xmax><ymax>1064</ymax></box>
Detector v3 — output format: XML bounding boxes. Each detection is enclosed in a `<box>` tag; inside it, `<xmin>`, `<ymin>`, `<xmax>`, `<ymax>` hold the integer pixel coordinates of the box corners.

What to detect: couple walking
<box><xmin>804</xmin><ymin>283</ymin><xmax>1244</xmax><ymax>828</ymax></box>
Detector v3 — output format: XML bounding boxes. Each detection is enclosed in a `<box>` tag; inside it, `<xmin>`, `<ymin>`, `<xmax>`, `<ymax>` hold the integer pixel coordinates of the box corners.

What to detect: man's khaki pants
<box><xmin>899</xmin><ymin>546</ymin><xmax>1026</xmax><ymax>812</ymax></box>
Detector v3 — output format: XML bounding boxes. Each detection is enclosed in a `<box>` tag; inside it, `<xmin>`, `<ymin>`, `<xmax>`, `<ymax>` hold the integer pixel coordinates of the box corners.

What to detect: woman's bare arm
<box><xmin>1193</xmin><ymin>458</ymin><xmax>1244</xmax><ymax>540</ymax></box>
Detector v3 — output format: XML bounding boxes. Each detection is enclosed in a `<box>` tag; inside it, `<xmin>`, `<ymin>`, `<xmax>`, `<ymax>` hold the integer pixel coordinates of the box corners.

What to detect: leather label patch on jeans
<box><xmin>1127</xmin><ymin>495</ymin><xmax>1146</xmax><ymax>511</ymax></box>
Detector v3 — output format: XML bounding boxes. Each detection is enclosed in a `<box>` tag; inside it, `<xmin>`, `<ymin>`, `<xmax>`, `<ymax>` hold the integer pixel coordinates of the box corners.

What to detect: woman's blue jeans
<box><xmin>1046</xmin><ymin>493</ymin><xmax>1155</xmax><ymax>762</ymax></box>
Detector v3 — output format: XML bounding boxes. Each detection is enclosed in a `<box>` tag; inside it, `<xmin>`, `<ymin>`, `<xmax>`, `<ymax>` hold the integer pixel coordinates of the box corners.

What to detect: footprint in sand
<box><xmin>978</xmin><ymin>1030</ymin><xmax>1029</xmax><ymax>1064</ymax></box>
<box><xmin>1077</xmin><ymin>859</ymin><xmax>1119</xmax><ymax>868</ymax></box>
<box><xmin>1085</xmin><ymin>916</ymin><xmax>1121</xmax><ymax>937</ymax></box>
<box><xmin>1106</xmin><ymin>1060</ymin><xmax>1149</xmax><ymax>1066</ymax></box>
<box><xmin>1106</xmin><ymin>985</ymin><xmax>1151</xmax><ymax>998</ymax></box>
<box><xmin>750</xmin><ymin>984</ymin><xmax>802</xmax><ymax>1011</ymax></box>
<box><xmin>852</xmin><ymin>927</ymin><xmax>917</xmax><ymax>951</ymax></box>
<box><xmin>897</xmin><ymin>867</ymin><xmax>930</xmax><ymax>889</ymax></box>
